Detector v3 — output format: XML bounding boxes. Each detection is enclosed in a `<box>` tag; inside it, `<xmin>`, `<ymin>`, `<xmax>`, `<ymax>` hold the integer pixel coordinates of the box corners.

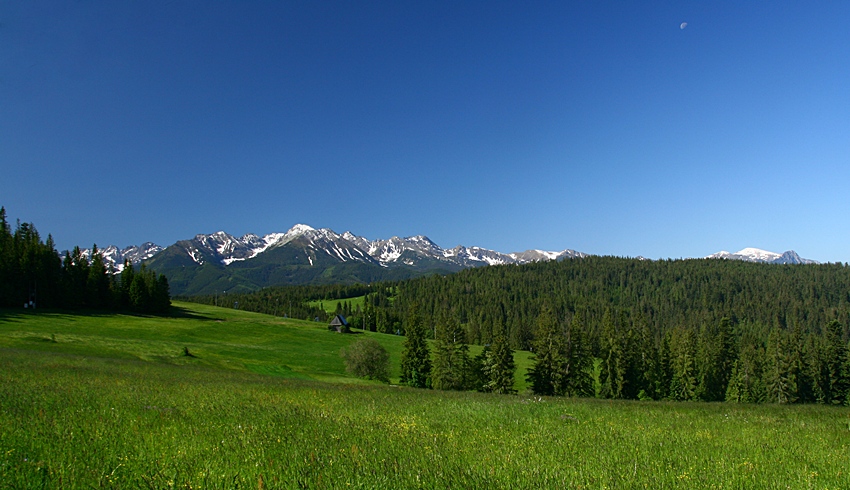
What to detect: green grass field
<box><xmin>308</xmin><ymin>296</ymin><xmax>368</xmax><ymax>315</ymax></box>
<box><xmin>1</xmin><ymin>303</ymin><xmax>849</xmax><ymax>488</ymax></box>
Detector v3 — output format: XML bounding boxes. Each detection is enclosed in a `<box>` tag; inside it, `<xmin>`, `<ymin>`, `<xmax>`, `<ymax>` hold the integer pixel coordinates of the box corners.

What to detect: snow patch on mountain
<box><xmin>706</xmin><ymin>248</ymin><xmax>817</xmax><ymax>264</ymax></box>
<box><xmin>80</xmin><ymin>242</ymin><xmax>164</xmax><ymax>271</ymax></box>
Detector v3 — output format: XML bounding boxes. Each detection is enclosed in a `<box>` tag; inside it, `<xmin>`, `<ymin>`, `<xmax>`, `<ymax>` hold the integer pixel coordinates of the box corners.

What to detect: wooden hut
<box><xmin>328</xmin><ymin>314</ymin><xmax>351</xmax><ymax>333</ymax></box>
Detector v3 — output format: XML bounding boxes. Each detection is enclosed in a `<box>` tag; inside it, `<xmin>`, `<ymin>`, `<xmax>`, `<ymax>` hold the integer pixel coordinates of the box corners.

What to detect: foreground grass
<box><xmin>2</xmin><ymin>350</ymin><xmax>849</xmax><ymax>489</ymax></box>
<box><xmin>1</xmin><ymin>304</ymin><xmax>849</xmax><ymax>488</ymax></box>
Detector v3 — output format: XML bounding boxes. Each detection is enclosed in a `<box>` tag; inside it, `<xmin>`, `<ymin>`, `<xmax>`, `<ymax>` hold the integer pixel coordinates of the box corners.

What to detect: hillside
<box><xmin>0</xmin><ymin>301</ymin><xmax>533</xmax><ymax>390</ymax></box>
<box><xmin>2</xmin><ymin>306</ymin><xmax>848</xmax><ymax>488</ymax></box>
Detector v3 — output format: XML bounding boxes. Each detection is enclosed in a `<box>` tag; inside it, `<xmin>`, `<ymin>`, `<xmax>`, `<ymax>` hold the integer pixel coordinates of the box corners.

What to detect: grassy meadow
<box><xmin>1</xmin><ymin>302</ymin><xmax>849</xmax><ymax>488</ymax></box>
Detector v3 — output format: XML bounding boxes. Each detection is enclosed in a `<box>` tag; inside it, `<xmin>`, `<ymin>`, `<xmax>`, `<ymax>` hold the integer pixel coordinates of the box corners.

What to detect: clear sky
<box><xmin>2</xmin><ymin>2</ymin><xmax>849</xmax><ymax>262</ymax></box>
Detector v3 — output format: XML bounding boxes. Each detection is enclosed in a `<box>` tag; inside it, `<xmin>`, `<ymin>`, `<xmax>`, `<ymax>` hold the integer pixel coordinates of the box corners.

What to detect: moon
<box><xmin>680</xmin><ymin>22</ymin><xmax>688</xmax><ymax>29</ymax></box>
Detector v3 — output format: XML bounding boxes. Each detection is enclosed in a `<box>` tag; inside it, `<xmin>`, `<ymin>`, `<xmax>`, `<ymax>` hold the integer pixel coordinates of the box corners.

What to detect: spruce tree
<box><xmin>399</xmin><ymin>303</ymin><xmax>431</xmax><ymax>388</ymax></box>
<box><xmin>764</xmin><ymin>329</ymin><xmax>796</xmax><ymax>404</ymax></box>
<box><xmin>561</xmin><ymin>311</ymin><xmax>594</xmax><ymax>397</ymax></box>
<box><xmin>599</xmin><ymin>309</ymin><xmax>624</xmax><ymax>399</ymax></box>
<box><xmin>725</xmin><ymin>338</ymin><xmax>764</xmax><ymax>403</ymax></box>
<box><xmin>527</xmin><ymin>303</ymin><xmax>562</xmax><ymax>396</ymax></box>
<box><xmin>668</xmin><ymin>327</ymin><xmax>697</xmax><ymax>401</ymax></box>
<box><xmin>86</xmin><ymin>245</ymin><xmax>112</xmax><ymax>308</ymax></box>
<box><xmin>822</xmin><ymin>320</ymin><xmax>848</xmax><ymax>404</ymax></box>
<box><xmin>0</xmin><ymin>207</ymin><xmax>12</xmax><ymax>306</ymax></box>
<box><xmin>432</xmin><ymin>313</ymin><xmax>471</xmax><ymax>391</ymax></box>
<box><xmin>484</xmin><ymin>332</ymin><xmax>516</xmax><ymax>394</ymax></box>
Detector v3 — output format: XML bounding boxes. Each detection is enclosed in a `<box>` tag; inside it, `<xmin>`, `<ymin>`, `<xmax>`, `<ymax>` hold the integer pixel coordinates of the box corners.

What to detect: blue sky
<box><xmin>2</xmin><ymin>1</ymin><xmax>849</xmax><ymax>262</ymax></box>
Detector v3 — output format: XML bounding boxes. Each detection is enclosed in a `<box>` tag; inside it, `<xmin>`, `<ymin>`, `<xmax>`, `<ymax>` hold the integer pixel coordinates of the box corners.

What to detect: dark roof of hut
<box><xmin>329</xmin><ymin>315</ymin><xmax>349</xmax><ymax>327</ymax></box>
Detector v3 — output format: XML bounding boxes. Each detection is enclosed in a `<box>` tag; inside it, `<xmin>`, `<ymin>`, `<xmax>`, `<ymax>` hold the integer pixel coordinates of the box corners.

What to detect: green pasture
<box><xmin>0</xmin><ymin>301</ymin><xmax>533</xmax><ymax>391</ymax></box>
<box><xmin>0</xmin><ymin>301</ymin><xmax>407</xmax><ymax>385</ymax></box>
<box><xmin>1</xmin><ymin>303</ymin><xmax>848</xmax><ymax>488</ymax></box>
<box><xmin>307</xmin><ymin>295</ymin><xmax>367</xmax><ymax>315</ymax></box>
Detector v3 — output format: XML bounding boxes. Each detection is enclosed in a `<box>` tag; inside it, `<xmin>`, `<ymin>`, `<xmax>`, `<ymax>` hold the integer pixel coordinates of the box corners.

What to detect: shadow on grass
<box><xmin>0</xmin><ymin>305</ymin><xmax>214</xmax><ymax>322</ymax></box>
<box><xmin>164</xmin><ymin>306</ymin><xmax>215</xmax><ymax>321</ymax></box>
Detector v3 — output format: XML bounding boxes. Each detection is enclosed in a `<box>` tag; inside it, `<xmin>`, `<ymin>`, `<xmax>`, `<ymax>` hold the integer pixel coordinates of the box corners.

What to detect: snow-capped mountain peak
<box><xmin>707</xmin><ymin>248</ymin><xmax>817</xmax><ymax>264</ymax></box>
<box><xmin>735</xmin><ymin>248</ymin><xmax>782</xmax><ymax>262</ymax></box>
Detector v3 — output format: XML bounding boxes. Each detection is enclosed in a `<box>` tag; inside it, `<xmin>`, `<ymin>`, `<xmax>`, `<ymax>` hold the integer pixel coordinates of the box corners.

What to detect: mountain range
<box><xmin>117</xmin><ymin>224</ymin><xmax>588</xmax><ymax>295</ymax></box>
<box><xmin>79</xmin><ymin>224</ymin><xmax>817</xmax><ymax>295</ymax></box>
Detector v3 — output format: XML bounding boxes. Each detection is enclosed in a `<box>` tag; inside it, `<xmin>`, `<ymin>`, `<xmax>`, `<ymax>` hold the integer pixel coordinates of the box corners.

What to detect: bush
<box><xmin>340</xmin><ymin>338</ymin><xmax>390</xmax><ymax>383</ymax></box>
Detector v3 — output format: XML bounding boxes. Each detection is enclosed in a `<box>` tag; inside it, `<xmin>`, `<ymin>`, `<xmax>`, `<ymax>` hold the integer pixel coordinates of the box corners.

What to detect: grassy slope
<box><xmin>1</xmin><ymin>303</ymin><xmax>848</xmax><ymax>488</ymax></box>
<box><xmin>0</xmin><ymin>302</ymin><xmax>401</xmax><ymax>384</ymax></box>
<box><xmin>0</xmin><ymin>301</ymin><xmax>534</xmax><ymax>390</ymax></box>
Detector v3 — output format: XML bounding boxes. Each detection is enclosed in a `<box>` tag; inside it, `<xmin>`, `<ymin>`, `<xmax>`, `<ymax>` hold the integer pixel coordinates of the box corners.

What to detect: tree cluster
<box><xmin>0</xmin><ymin>207</ymin><xmax>170</xmax><ymax>313</ymax></box>
<box><xmin>399</xmin><ymin>303</ymin><xmax>517</xmax><ymax>394</ymax></box>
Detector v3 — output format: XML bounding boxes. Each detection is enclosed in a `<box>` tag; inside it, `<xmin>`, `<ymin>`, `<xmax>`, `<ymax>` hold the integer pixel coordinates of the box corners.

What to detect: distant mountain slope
<box><xmin>706</xmin><ymin>248</ymin><xmax>817</xmax><ymax>265</ymax></box>
<box><xmin>136</xmin><ymin>224</ymin><xmax>588</xmax><ymax>295</ymax></box>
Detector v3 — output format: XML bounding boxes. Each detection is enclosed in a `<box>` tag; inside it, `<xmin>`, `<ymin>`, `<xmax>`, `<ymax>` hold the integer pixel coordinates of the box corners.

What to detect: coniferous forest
<box><xmin>190</xmin><ymin>255</ymin><xmax>850</xmax><ymax>405</ymax></box>
<box><xmin>0</xmin><ymin>208</ymin><xmax>170</xmax><ymax>313</ymax></box>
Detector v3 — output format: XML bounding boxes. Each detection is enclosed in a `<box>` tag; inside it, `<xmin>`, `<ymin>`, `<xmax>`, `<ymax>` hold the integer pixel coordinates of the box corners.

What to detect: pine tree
<box><xmin>560</xmin><ymin>311</ymin><xmax>594</xmax><ymax>398</ymax></box>
<box><xmin>0</xmin><ymin>207</ymin><xmax>12</xmax><ymax>306</ymax></box>
<box><xmin>526</xmin><ymin>303</ymin><xmax>562</xmax><ymax>396</ymax></box>
<box><xmin>822</xmin><ymin>320</ymin><xmax>848</xmax><ymax>404</ymax></box>
<box><xmin>432</xmin><ymin>313</ymin><xmax>471</xmax><ymax>391</ymax></box>
<box><xmin>725</xmin><ymin>338</ymin><xmax>764</xmax><ymax>403</ymax></box>
<box><xmin>399</xmin><ymin>303</ymin><xmax>431</xmax><ymax>388</ymax></box>
<box><xmin>483</xmin><ymin>332</ymin><xmax>516</xmax><ymax>394</ymax></box>
<box><xmin>62</xmin><ymin>246</ymin><xmax>89</xmax><ymax>309</ymax></box>
<box><xmin>129</xmin><ymin>264</ymin><xmax>152</xmax><ymax>311</ymax></box>
<box><xmin>118</xmin><ymin>259</ymin><xmax>135</xmax><ymax>308</ymax></box>
<box><xmin>86</xmin><ymin>245</ymin><xmax>112</xmax><ymax>308</ymax></box>
<box><xmin>635</xmin><ymin>314</ymin><xmax>662</xmax><ymax>400</ymax></box>
<box><xmin>470</xmin><ymin>344</ymin><xmax>490</xmax><ymax>392</ymax></box>
<box><xmin>599</xmin><ymin>309</ymin><xmax>624</xmax><ymax>399</ymax></box>
<box><xmin>668</xmin><ymin>327</ymin><xmax>697</xmax><ymax>401</ymax></box>
<box><xmin>764</xmin><ymin>328</ymin><xmax>796</xmax><ymax>404</ymax></box>
<box><xmin>695</xmin><ymin>318</ymin><xmax>737</xmax><ymax>402</ymax></box>
<box><xmin>152</xmin><ymin>273</ymin><xmax>171</xmax><ymax>313</ymax></box>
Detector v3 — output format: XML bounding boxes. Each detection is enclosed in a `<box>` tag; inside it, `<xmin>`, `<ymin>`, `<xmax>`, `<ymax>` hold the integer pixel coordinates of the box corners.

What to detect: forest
<box><xmin>187</xmin><ymin>255</ymin><xmax>850</xmax><ymax>405</ymax></box>
<box><xmin>0</xmin><ymin>207</ymin><xmax>170</xmax><ymax>313</ymax></box>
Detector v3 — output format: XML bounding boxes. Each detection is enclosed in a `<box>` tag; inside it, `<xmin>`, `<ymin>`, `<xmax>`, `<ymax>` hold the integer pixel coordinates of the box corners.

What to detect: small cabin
<box><xmin>328</xmin><ymin>315</ymin><xmax>351</xmax><ymax>333</ymax></box>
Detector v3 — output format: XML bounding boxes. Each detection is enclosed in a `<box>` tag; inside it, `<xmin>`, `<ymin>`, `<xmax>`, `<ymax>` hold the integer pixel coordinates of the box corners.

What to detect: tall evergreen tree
<box><xmin>86</xmin><ymin>245</ymin><xmax>112</xmax><ymax>308</ymax></box>
<box><xmin>526</xmin><ymin>303</ymin><xmax>563</xmax><ymax>396</ymax></box>
<box><xmin>62</xmin><ymin>246</ymin><xmax>89</xmax><ymax>309</ymax></box>
<box><xmin>725</xmin><ymin>337</ymin><xmax>765</xmax><ymax>403</ymax></box>
<box><xmin>483</xmin><ymin>330</ymin><xmax>516</xmax><ymax>394</ymax></box>
<box><xmin>399</xmin><ymin>303</ymin><xmax>431</xmax><ymax>388</ymax></box>
<box><xmin>821</xmin><ymin>320</ymin><xmax>848</xmax><ymax>404</ymax></box>
<box><xmin>0</xmin><ymin>207</ymin><xmax>13</xmax><ymax>306</ymax></box>
<box><xmin>668</xmin><ymin>327</ymin><xmax>697</xmax><ymax>401</ymax></box>
<box><xmin>432</xmin><ymin>313</ymin><xmax>471</xmax><ymax>391</ymax></box>
<box><xmin>560</xmin><ymin>311</ymin><xmax>594</xmax><ymax>397</ymax></box>
<box><xmin>599</xmin><ymin>309</ymin><xmax>625</xmax><ymax>399</ymax></box>
<box><xmin>695</xmin><ymin>318</ymin><xmax>737</xmax><ymax>401</ymax></box>
<box><xmin>764</xmin><ymin>328</ymin><xmax>797</xmax><ymax>404</ymax></box>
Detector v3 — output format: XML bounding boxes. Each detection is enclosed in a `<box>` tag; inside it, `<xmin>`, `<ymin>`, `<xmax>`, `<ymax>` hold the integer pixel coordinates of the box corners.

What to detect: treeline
<box><xmin>388</xmin><ymin>257</ymin><xmax>850</xmax><ymax>350</ymax></box>
<box><xmin>187</xmin><ymin>255</ymin><xmax>850</xmax><ymax>404</ymax></box>
<box><xmin>391</xmin><ymin>257</ymin><xmax>850</xmax><ymax>404</ymax></box>
<box><xmin>0</xmin><ymin>207</ymin><xmax>170</xmax><ymax>313</ymax></box>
